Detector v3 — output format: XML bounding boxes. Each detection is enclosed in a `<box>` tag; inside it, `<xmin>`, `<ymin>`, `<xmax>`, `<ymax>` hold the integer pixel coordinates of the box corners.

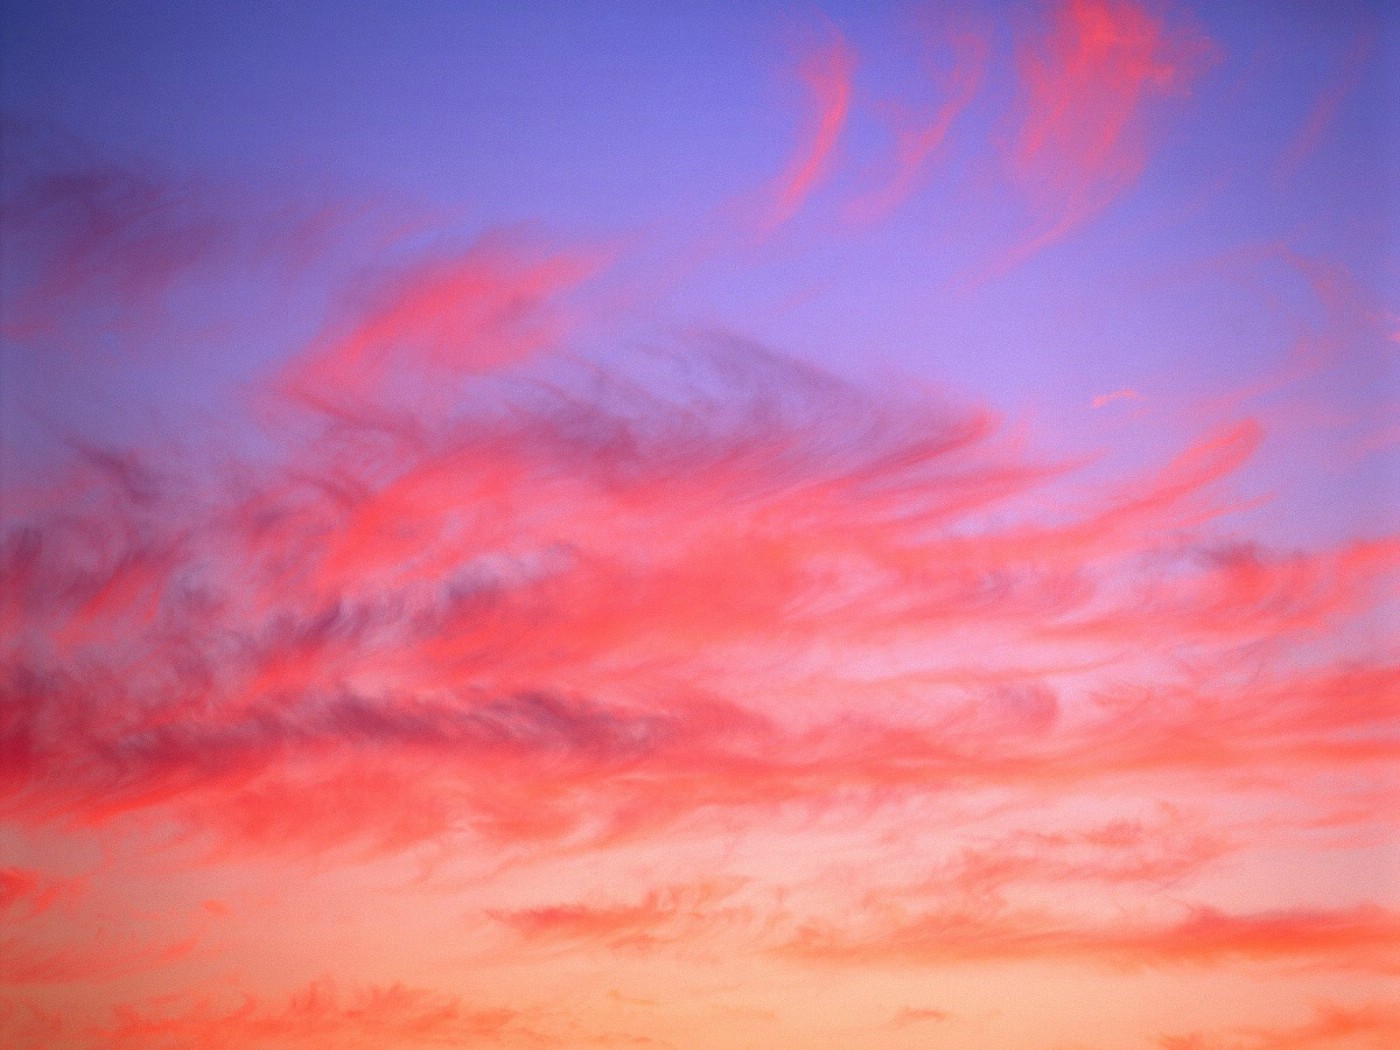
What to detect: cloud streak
<box><xmin>988</xmin><ymin>0</ymin><xmax>1215</xmax><ymax>273</ymax></box>
<box><xmin>100</xmin><ymin>981</ymin><xmax>525</xmax><ymax>1050</ymax></box>
<box><xmin>763</xmin><ymin>27</ymin><xmax>856</xmax><ymax>229</ymax></box>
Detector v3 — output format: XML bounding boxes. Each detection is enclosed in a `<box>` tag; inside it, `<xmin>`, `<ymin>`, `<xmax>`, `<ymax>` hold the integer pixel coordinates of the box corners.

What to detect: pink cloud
<box><xmin>847</xmin><ymin>27</ymin><xmax>987</xmax><ymax>225</ymax></box>
<box><xmin>1278</xmin><ymin>25</ymin><xmax>1378</xmax><ymax>179</ymax></box>
<box><xmin>984</xmin><ymin>0</ymin><xmax>1216</xmax><ymax>276</ymax></box>
<box><xmin>1092</xmin><ymin>388</ymin><xmax>1142</xmax><ymax>408</ymax></box>
<box><xmin>280</xmin><ymin>235</ymin><xmax>604</xmax><ymax>405</ymax></box>
<box><xmin>762</xmin><ymin>27</ymin><xmax>857</xmax><ymax>229</ymax></box>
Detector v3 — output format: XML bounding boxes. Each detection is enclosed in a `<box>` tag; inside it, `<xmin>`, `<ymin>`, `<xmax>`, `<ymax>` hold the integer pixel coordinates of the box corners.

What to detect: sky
<box><xmin>0</xmin><ymin>1</ymin><xmax>1397</xmax><ymax>1048</ymax></box>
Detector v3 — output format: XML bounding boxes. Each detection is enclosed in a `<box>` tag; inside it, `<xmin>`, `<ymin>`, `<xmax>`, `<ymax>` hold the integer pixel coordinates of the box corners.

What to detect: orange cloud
<box><xmin>1158</xmin><ymin>1000</ymin><xmax>1400</xmax><ymax>1050</ymax></box>
<box><xmin>0</xmin><ymin>862</ymin><xmax>200</xmax><ymax>988</ymax></box>
<box><xmin>0</xmin><ymin>929</ymin><xmax>196</xmax><ymax>986</ymax></box>
<box><xmin>782</xmin><ymin>902</ymin><xmax>1400</xmax><ymax>973</ymax></box>
<box><xmin>0</xmin><ymin>996</ymin><xmax>66</xmax><ymax>1050</ymax></box>
<box><xmin>925</xmin><ymin>812</ymin><xmax>1229</xmax><ymax>902</ymax></box>
<box><xmin>492</xmin><ymin>879</ymin><xmax>752</xmax><ymax>954</ymax></box>
<box><xmin>102</xmin><ymin>981</ymin><xmax>524</xmax><ymax>1050</ymax></box>
<box><xmin>889</xmin><ymin>1006</ymin><xmax>951</xmax><ymax>1029</ymax></box>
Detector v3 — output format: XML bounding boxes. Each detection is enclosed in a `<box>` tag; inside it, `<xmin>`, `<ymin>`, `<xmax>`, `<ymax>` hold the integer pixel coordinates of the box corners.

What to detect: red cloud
<box><xmin>0</xmin><ymin>868</ymin><xmax>66</xmax><ymax>919</ymax></box>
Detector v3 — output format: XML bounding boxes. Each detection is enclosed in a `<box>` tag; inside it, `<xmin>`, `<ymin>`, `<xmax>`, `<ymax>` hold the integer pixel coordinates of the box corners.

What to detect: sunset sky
<box><xmin>1</xmin><ymin>1</ymin><xmax>1397</xmax><ymax>1048</ymax></box>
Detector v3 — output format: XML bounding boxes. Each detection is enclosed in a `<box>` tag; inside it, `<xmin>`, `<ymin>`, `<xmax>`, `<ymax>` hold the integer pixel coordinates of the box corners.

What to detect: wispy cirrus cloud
<box><xmin>761</xmin><ymin>25</ymin><xmax>857</xmax><ymax>229</ymax></box>
<box><xmin>1277</xmin><ymin>22</ymin><xmax>1379</xmax><ymax>180</ymax></box>
<box><xmin>1157</xmin><ymin>1000</ymin><xmax>1400</xmax><ymax>1050</ymax></box>
<box><xmin>3</xmin><ymin>288</ymin><xmax>1395</xmax><ymax>859</ymax></box>
<box><xmin>781</xmin><ymin>902</ymin><xmax>1400</xmax><ymax>974</ymax></box>
<box><xmin>0</xmin><ymin>867</ymin><xmax>74</xmax><ymax>919</ymax></box>
<box><xmin>846</xmin><ymin>25</ymin><xmax>987</xmax><ymax>225</ymax></box>
<box><xmin>983</xmin><ymin>0</ymin><xmax>1215</xmax><ymax>275</ymax></box>
<box><xmin>99</xmin><ymin>981</ymin><xmax>526</xmax><ymax>1050</ymax></box>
